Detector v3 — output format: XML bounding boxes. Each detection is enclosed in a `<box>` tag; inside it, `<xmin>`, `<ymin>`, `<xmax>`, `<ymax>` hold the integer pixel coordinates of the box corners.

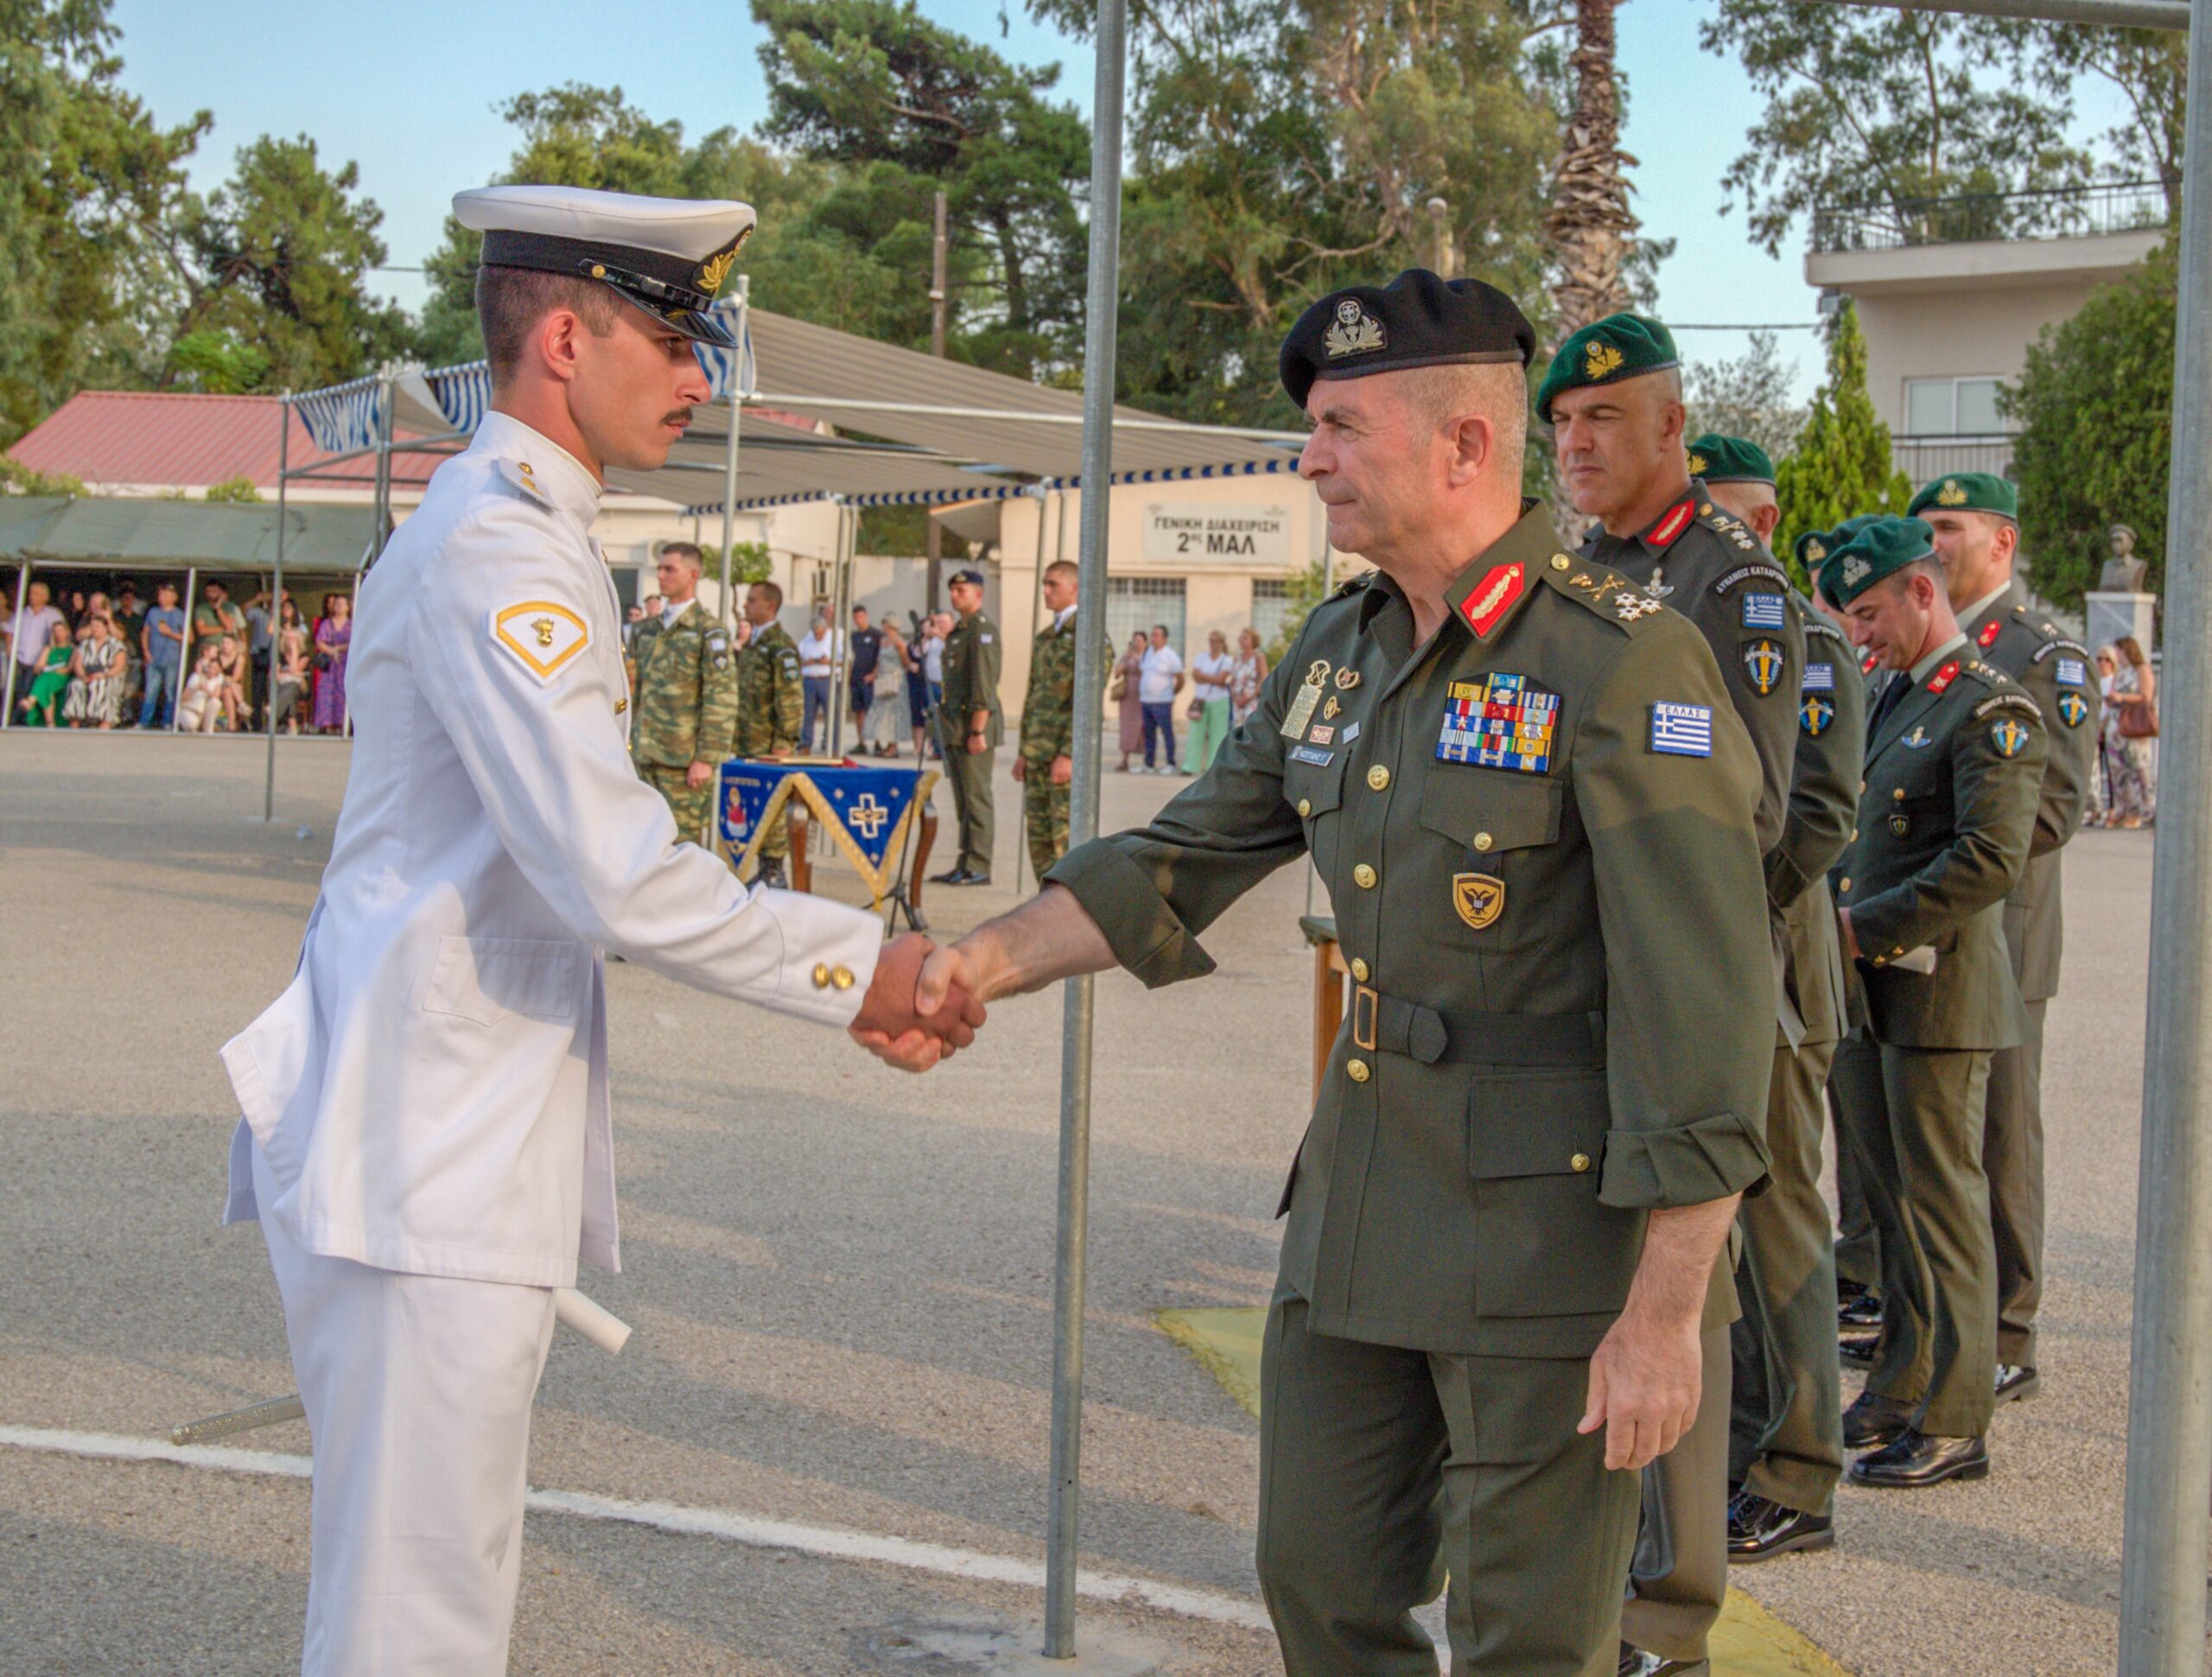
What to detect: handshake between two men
<box><xmin>846</xmin><ymin>886</ymin><xmax>1116</xmax><ymax>1072</ymax></box>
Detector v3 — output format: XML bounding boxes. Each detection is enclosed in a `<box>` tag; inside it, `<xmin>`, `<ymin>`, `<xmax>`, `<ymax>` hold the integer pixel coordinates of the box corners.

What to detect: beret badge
<box><xmin>1842</xmin><ymin>554</ymin><xmax>1872</xmax><ymax>586</ymax></box>
<box><xmin>1686</xmin><ymin>452</ymin><xmax>1708</xmax><ymax>475</ymax></box>
<box><xmin>1323</xmin><ymin>297</ymin><xmax>1386</xmax><ymax>359</ymax></box>
<box><xmin>1937</xmin><ymin>479</ymin><xmax>1968</xmax><ymax>507</ymax></box>
<box><xmin>1804</xmin><ymin>537</ymin><xmax>1827</xmax><ymax>564</ymax></box>
<box><xmin>1585</xmin><ymin>340</ymin><xmax>1624</xmax><ymax>380</ymax></box>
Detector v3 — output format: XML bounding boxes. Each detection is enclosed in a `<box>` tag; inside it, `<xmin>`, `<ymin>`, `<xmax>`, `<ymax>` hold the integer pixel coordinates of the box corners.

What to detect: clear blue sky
<box><xmin>103</xmin><ymin>2</ymin><xmax>1867</xmax><ymax>398</ymax></box>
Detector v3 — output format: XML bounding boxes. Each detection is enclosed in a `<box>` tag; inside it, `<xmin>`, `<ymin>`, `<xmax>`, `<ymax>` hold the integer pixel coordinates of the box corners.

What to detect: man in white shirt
<box><xmin>218</xmin><ymin>186</ymin><xmax>980</xmax><ymax>1677</ymax></box>
<box><xmin>797</xmin><ymin>615</ymin><xmax>838</xmax><ymax>751</ymax></box>
<box><xmin>10</xmin><ymin>579</ymin><xmax>61</xmax><ymax>678</ymax></box>
<box><xmin>1136</xmin><ymin>623</ymin><xmax>1185</xmax><ymax>772</ymax></box>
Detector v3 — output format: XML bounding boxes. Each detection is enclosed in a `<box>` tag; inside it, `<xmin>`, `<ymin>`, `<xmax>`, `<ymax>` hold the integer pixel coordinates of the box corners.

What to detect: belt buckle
<box><xmin>1352</xmin><ymin>983</ymin><xmax>1378</xmax><ymax>1052</ymax></box>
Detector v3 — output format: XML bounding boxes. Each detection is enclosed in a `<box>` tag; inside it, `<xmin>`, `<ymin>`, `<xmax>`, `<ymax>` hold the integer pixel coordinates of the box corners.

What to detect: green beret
<box><xmin>1797</xmin><ymin>512</ymin><xmax>1886</xmax><ymax>584</ymax></box>
<box><xmin>1907</xmin><ymin>470</ymin><xmax>2018</xmax><ymax>522</ymax></box>
<box><xmin>1535</xmin><ymin>313</ymin><xmax>1679</xmax><ymax>422</ymax></box>
<box><xmin>1688</xmin><ymin>433</ymin><xmax>1774</xmax><ymax>486</ymax></box>
<box><xmin>1818</xmin><ymin>516</ymin><xmax>1936</xmax><ymax>607</ymax></box>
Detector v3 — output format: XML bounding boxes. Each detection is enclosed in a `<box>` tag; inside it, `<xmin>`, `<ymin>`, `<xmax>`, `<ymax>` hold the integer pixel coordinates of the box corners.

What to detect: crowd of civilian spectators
<box><xmin>0</xmin><ymin>576</ymin><xmax>352</xmax><ymax>734</ymax></box>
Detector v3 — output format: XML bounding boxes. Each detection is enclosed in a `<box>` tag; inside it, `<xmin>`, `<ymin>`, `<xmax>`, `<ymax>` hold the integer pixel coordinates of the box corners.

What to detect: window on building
<box><xmin>1904</xmin><ymin>375</ymin><xmax>2008</xmax><ymax>436</ymax></box>
<box><xmin>1105</xmin><ymin>576</ymin><xmax>1187</xmax><ymax>660</ymax></box>
<box><xmin>1250</xmin><ymin>578</ymin><xmax>1292</xmax><ymax>650</ymax></box>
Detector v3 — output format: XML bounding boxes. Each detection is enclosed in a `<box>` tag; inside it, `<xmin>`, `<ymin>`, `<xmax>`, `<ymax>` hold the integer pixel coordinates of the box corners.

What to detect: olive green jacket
<box><xmin>941</xmin><ymin>611</ymin><xmax>1003</xmax><ymax>748</ymax></box>
<box><xmin>1959</xmin><ymin>580</ymin><xmax>2099</xmax><ymax>1002</ymax></box>
<box><xmin>1047</xmin><ymin>505</ymin><xmax>1774</xmax><ymax>1356</ymax></box>
<box><xmin>734</xmin><ymin>621</ymin><xmax>804</xmax><ymax>756</ymax></box>
<box><xmin>1774</xmin><ymin>607</ymin><xmax>1866</xmax><ymax>1048</ymax></box>
<box><xmin>1838</xmin><ymin>643</ymin><xmax>2047</xmax><ymax>1051</ymax></box>
<box><xmin>630</xmin><ymin>599</ymin><xmax>738</xmax><ymax>769</ymax></box>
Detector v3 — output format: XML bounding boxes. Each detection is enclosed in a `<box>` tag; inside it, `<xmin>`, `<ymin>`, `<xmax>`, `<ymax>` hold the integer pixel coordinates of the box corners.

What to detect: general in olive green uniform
<box><xmin>734</xmin><ymin>615</ymin><xmax>804</xmax><ymax>868</ymax></box>
<box><xmin>936</xmin><ymin>570</ymin><xmax>1002</xmax><ymax>881</ymax></box>
<box><xmin>1020</xmin><ymin>603</ymin><xmax>1078</xmax><ymax>880</ymax></box>
<box><xmin>1821</xmin><ymin>520</ymin><xmax>2047</xmax><ymax>1480</ymax></box>
<box><xmin>1910</xmin><ymin>472</ymin><xmax>2099</xmax><ymax>1391</ymax></box>
<box><xmin>1046</xmin><ymin>274</ymin><xmax>1777</xmax><ymax>1677</ymax></box>
<box><xmin>1729</xmin><ymin>580</ymin><xmax>1866</xmax><ymax>1540</ymax></box>
<box><xmin>629</xmin><ymin>597</ymin><xmax>737</xmax><ymax>844</ymax></box>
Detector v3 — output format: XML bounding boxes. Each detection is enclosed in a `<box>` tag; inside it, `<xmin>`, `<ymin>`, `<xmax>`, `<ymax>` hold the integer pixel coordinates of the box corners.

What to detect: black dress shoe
<box><xmin>1839</xmin><ymin>1332</ymin><xmax>1878</xmax><ymax>1366</ymax></box>
<box><xmin>1838</xmin><ymin>1290</ymin><xmax>1884</xmax><ymax>1329</ymax></box>
<box><xmin>1847</xmin><ymin>1429</ymin><xmax>1988</xmax><ymax>1488</ymax></box>
<box><xmin>1837</xmin><ymin>1276</ymin><xmax>1871</xmax><ymax>1309</ymax></box>
<box><xmin>1995</xmin><ymin>1363</ymin><xmax>2041</xmax><ymax>1403</ymax></box>
<box><xmin>1726</xmin><ymin>1490</ymin><xmax>1835</xmax><ymax>1562</ymax></box>
<box><xmin>927</xmin><ymin>866</ymin><xmax>969</xmax><ymax>885</ymax></box>
<box><xmin>1841</xmin><ymin>1391</ymin><xmax>1914</xmax><ymax>1450</ymax></box>
<box><xmin>952</xmin><ymin>870</ymin><xmax>991</xmax><ymax>886</ymax></box>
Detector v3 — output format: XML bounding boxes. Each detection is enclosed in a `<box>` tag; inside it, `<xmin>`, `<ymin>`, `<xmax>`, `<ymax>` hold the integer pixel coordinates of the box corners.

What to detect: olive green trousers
<box><xmin>1257</xmin><ymin>1296</ymin><xmax>1638</xmax><ymax>1677</ymax></box>
<box><xmin>1831</xmin><ymin>1035</ymin><xmax>1998</xmax><ymax>1439</ymax></box>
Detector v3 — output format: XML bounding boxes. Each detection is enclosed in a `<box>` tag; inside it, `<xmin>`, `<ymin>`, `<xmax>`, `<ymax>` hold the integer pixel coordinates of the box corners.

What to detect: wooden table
<box><xmin>1299</xmin><ymin>913</ymin><xmax>1346</xmax><ymax>1101</ymax></box>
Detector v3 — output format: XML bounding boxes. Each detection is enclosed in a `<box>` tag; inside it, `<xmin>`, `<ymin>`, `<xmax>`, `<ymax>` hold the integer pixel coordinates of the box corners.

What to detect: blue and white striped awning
<box><xmin>681</xmin><ymin>455</ymin><xmax>1300</xmax><ymax>518</ymax></box>
<box><xmin>292</xmin><ymin>373</ymin><xmax>385</xmax><ymax>455</ymax></box>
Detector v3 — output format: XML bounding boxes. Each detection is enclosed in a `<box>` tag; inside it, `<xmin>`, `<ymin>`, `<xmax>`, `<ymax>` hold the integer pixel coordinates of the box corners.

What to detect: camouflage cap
<box><xmin>1819</xmin><ymin>516</ymin><xmax>1937</xmax><ymax>608</ymax></box>
<box><xmin>1907</xmin><ymin>470</ymin><xmax>2018</xmax><ymax>522</ymax></box>
<box><xmin>1687</xmin><ymin>432</ymin><xmax>1775</xmax><ymax>486</ymax></box>
<box><xmin>1535</xmin><ymin>313</ymin><xmax>1679</xmax><ymax>422</ymax></box>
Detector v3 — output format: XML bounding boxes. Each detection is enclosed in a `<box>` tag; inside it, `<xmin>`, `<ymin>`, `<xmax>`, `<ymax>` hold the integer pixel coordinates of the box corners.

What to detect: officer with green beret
<box><xmin>1543</xmin><ymin>330</ymin><xmax>1808</xmax><ymax>1673</ymax></box>
<box><xmin>1910</xmin><ymin>471</ymin><xmax>2097</xmax><ymax>1407</ymax></box>
<box><xmin>630</xmin><ymin>542</ymin><xmax>739</xmax><ymax>847</ymax></box>
<box><xmin>734</xmin><ymin>578</ymin><xmax>804</xmax><ymax>885</ymax></box>
<box><xmin>899</xmin><ymin>270</ymin><xmax>1777</xmax><ymax>1677</ymax></box>
<box><xmin>931</xmin><ymin>568</ymin><xmax>1001</xmax><ymax>885</ymax></box>
<box><xmin>1821</xmin><ymin>516</ymin><xmax>2046</xmax><ymax>1488</ymax></box>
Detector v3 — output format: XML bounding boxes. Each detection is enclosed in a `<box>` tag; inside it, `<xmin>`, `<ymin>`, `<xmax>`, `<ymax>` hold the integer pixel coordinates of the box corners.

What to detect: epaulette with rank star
<box><xmin>1540</xmin><ymin>550</ymin><xmax>1662</xmax><ymax>635</ymax></box>
<box><xmin>1694</xmin><ymin>499</ymin><xmax>1764</xmax><ymax>556</ymax></box>
<box><xmin>1331</xmin><ymin>570</ymin><xmax>1376</xmax><ymax>600</ymax></box>
<box><xmin>1960</xmin><ymin>658</ymin><xmax>2008</xmax><ymax>689</ymax></box>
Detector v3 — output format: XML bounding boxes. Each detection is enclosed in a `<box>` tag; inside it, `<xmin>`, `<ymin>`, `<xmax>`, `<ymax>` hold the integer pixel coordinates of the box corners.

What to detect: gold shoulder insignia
<box><xmin>490</xmin><ymin>600</ymin><xmax>591</xmax><ymax>684</ymax></box>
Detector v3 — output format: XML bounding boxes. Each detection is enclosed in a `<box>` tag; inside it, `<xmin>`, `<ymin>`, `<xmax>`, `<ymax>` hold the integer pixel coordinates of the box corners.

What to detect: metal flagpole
<box><xmin>1043</xmin><ymin>0</ymin><xmax>1128</xmax><ymax>1654</ymax></box>
<box><xmin>264</xmin><ymin>395</ymin><xmax>291</xmax><ymax>820</ymax></box>
<box><xmin>2</xmin><ymin>561</ymin><xmax>28</xmax><ymax>729</ymax></box>
<box><xmin>718</xmin><ymin>275</ymin><xmax>750</xmax><ymax>627</ymax></box>
<box><xmin>1016</xmin><ymin>481</ymin><xmax>1055</xmax><ymax>895</ymax></box>
<box><xmin>2119</xmin><ymin>0</ymin><xmax>2212</xmax><ymax>1664</ymax></box>
<box><xmin>171</xmin><ymin>566</ymin><xmax>198</xmax><ymax>734</ymax></box>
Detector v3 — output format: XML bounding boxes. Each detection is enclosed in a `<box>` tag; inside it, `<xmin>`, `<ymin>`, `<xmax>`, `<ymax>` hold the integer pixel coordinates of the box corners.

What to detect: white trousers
<box><xmin>252</xmin><ymin>1143</ymin><xmax>556</xmax><ymax>1677</ymax></box>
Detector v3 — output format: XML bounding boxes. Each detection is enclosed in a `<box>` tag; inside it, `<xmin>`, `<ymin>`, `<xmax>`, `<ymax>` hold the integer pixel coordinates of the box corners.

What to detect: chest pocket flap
<box><xmin>1283</xmin><ymin>750</ymin><xmax>1348</xmax><ymax>821</ymax></box>
<box><xmin>1418</xmin><ymin>770</ymin><xmax>1562</xmax><ymax>854</ymax></box>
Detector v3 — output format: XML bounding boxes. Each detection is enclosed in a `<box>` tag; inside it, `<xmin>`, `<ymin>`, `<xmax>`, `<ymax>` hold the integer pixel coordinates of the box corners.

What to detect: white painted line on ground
<box><xmin>0</xmin><ymin>1424</ymin><xmax>1274</xmax><ymax>1634</ymax></box>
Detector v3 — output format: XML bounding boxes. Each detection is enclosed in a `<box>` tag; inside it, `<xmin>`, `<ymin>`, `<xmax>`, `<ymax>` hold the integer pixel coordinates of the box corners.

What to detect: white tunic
<box><xmin>219</xmin><ymin>410</ymin><xmax>881</xmax><ymax>1287</ymax></box>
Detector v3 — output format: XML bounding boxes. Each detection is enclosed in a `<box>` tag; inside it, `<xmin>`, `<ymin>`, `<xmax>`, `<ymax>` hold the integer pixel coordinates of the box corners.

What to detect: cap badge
<box><xmin>1842</xmin><ymin>553</ymin><xmax>1872</xmax><ymax>587</ymax></box>
<box><xmin>1938</xmin><ymin>479</ymin><xmax>1968</xmax><ymax>506</ymax></box>
<box><xmin>1323</xmin><ymin>297</ymin><xmax>1386</xmax><ymax>359</ymax></box>
<box><xmin>1687</xmin><ymin>452</ymin><xmax>1708</xmax><ymax>475</ymax></box>
<box><xmin>1586</xmin><ymin>340</ymin><xmax>1624</xmax><ymax>380</ymax></box>
<box><xmin>696</xmin><ymin>235</ymin><xmax>747</xmax><ymax>296</ymax></box>
<box><xmin>1805</xmin><ymin>538</ymin><xmax>1827</xmax><ymax>563</ymax></box>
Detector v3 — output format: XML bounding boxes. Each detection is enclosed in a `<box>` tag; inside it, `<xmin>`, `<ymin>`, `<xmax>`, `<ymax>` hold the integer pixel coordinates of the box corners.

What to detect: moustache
<box><xmin>663</xmin><ymin>408</ymin><xmax>695</xmax><ymax>429</ymax></box>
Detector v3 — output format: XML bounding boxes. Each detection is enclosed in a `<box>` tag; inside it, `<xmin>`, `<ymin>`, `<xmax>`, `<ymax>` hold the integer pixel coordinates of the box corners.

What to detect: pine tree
<box><xmin>1773</xmin><ymin>302</ymin><xmax>1912</xmax><ymax>581</ymax></box>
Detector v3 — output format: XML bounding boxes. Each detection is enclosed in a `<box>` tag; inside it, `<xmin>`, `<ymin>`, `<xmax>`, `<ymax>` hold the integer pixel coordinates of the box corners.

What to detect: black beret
<box><xmin>949</xmin><ymin>569</ymin><xmax>988</xmax><ymax>588</ymax></box>
<box><xmin>1280</xmin><ymin>270</ymin><xmax>1535</xmax><ymax>410</ymax></box>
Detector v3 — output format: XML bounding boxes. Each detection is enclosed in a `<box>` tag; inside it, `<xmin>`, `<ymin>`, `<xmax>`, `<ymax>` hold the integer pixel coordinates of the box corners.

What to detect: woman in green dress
<box><xmin>16</xmin><ymin>619</ymin><xmax>73</xmax><ymax>727</ymax></box>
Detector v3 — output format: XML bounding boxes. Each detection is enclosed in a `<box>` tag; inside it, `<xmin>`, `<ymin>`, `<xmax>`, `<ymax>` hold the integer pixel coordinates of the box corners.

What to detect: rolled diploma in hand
<box><xmin>553</xmin><ymin>1286</ymin><xmax>631</xmax><ymax>1354</ymax></box>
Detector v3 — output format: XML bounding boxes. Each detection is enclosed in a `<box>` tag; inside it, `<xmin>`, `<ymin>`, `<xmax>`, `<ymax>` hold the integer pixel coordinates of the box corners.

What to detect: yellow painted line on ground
<box><xmin>1154</xmin><ymin>1306</ymin><xmax>1852</xmax><ymax>1677</ymax></box>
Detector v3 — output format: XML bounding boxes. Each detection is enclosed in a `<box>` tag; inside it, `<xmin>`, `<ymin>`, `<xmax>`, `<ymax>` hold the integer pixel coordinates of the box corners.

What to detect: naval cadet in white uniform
<box><xmin>216</xmin><ymin>186</ymin><xmax>980</xmax><ymax>1675</ymax></box>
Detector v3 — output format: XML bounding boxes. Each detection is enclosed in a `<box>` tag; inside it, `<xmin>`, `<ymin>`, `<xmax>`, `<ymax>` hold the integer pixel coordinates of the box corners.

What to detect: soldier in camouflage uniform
<box><xmin>629</xmin><ymin>543</ymin><xmax>736</xmax><ymax>847</ymax></box>
<box><xmin>1014</xmin><ymin>559</ymin><xmax>1080</xmax><ymax>880</ymax></box>
<box><xmin>734</xmin><ymin>578</ymin><xmax>805</xmax><ymax>883</ymax></box>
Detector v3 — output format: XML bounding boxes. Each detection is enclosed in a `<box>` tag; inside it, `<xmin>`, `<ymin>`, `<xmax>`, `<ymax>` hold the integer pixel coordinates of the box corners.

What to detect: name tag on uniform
<box><xmin>1742</xmin><ymin>593</ymin><xmax>1787</xmax><ymax>630</ymax></box>
<box><xmin>1437</xmin><ymin>672</ymin><xmax>1557</xmax><ymax>772</ymax></box>
<box><xmin>1287</xmin><ymin>745</ymin><xmax>1334</xmax><ymax>767</ymax></box>
<box><xmin>1649</xmin><ymin>702</ymin><xmax>1713</xmax><ymax>757</ymax></box>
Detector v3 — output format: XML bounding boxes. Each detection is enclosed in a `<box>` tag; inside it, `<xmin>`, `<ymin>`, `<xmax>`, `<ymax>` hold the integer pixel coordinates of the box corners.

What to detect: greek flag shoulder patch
<box><xmin>1650</xmin><ymin>702</ymin><xmax>1714</xmax><ymax>758</ymax></box>
<box><xmin>1741</xmin><ymin>592</ymin><xmax>1787</xmax><ymax>630</ymax></box>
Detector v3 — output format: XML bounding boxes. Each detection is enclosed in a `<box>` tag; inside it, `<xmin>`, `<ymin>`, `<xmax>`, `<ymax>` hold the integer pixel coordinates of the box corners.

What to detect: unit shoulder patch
<box><xmin>1711</xmin><ymin>561</ymin><xmax>1789</xmax><ymax>596</ymax></box>
<box><xmin>1973</xmin><ymin>691</ymin><xmax>2044</xmax><ymax>722</ymax></box>
<box><xmin>490</xmin><ymin>599</ymin><xmax>591</xmax><ymax>683</ymax></box>
<box><xmin>1802</xmin><ymin>615</ymin><xmax>1850</xmax><ymax>648</ymax></box>
<box><xmin>2032</xmin><ymin>636</ymin><xmax>2093</xmax><ymax>664</ymax></box>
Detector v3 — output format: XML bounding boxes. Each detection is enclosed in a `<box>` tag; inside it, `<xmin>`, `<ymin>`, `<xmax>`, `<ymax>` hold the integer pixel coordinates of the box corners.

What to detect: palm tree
<box><xmin>1545</xmin><ymin>0</ymin><xmax>1638</xmax><ymax>337</ymax></box>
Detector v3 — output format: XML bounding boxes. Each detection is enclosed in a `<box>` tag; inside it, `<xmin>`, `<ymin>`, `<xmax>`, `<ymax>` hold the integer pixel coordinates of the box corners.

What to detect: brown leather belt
<box><xmin>1351</xmin><ymin>984</ymin><xmax>1605</xmax><ymax>1068</ymax></box>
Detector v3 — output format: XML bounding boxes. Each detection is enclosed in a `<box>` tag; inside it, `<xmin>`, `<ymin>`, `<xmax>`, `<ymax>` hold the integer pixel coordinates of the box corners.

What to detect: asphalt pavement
<box><xmin>0</xmin><ymin>729</ymin><xmax>2182</xmax><ymax>1674</ymax></box>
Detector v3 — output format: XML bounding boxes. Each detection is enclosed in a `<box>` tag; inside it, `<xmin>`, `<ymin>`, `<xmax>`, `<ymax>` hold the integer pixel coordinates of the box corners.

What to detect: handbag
<box><xmin>1186</xmin><ymin>696</ymin><xmax>1205</xmax><ymax>721</ymax></box>
<box><xmin>2119</xmin><ymin>691</ymin><xmax>2159</xmax><ymax>740</ymax></box>
<box><xmin>1108</xmin><ymin>670</ymin><xmax>1126</xmax><ymax>702</ymax></box>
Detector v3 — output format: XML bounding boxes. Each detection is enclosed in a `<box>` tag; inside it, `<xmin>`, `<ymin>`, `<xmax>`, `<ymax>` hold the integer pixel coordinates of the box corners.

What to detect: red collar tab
<box><xmin>1459</xmin><ymin>562</ymin><xmax>1526</xmax><ymax>639</ymax></box>
<box><xmin>1647</xmin><ymin>499</ymin><xmax>1695</xmax><ymax>549</ymax></box>
<box><xmin>1977</xmin><ymin>618</ymin><xmax>2002</xmax><ymax>649</ymax></box>
<box><xmin>1861</xmin><ymin>651</ymin><xmax>1880</xmax><ymax>674</ymax></box>
<box><xmin>1927</xmin><ymin>659</ymin><xmax>1961</xmax><ymax>694</ymax></box>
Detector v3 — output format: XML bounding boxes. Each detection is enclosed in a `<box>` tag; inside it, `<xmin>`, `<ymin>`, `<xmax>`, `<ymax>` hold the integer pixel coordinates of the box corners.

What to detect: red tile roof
<box><xmin>9</xmin><ymin>391</ymin><xmax>441</xmax><ymax>491</ymax></box>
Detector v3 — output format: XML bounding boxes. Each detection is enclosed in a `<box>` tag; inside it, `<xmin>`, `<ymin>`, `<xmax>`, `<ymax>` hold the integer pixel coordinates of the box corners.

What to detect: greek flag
<box><xmin>1741</xmin><ymin>592</ymin><xmax>1787</xmax><ymax>630</ymax></box>
<box><xmin>1803</xmin><ymin>661</ymin><xmax>1835</xmax><ymax>692</ymax></box>
<box><xmin>1649</xmin><ymin>702</ymin><xmax>1714</xmax><ymax>758</ymax></box>
<box><xmin>692</xmin><ymin>302</ymin><xmax>754</xmax><ymax>401</ymax></box>
<box><xmin>293</xmin><ymin>374</ymin><xmax>385</xmax><ymax>454</ymax></box>
<box><xmin>425</xmin><ymin>360</ymin><xmax>493</xmax><ymax>434</ymax></box>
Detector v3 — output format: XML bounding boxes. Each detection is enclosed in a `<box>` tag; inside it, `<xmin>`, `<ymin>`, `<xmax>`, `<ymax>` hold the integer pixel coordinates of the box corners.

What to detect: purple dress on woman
<box><xmin>313</xmin><ymin>620</ymin><xmax>352</xmax><ymax>730</ymax></box>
